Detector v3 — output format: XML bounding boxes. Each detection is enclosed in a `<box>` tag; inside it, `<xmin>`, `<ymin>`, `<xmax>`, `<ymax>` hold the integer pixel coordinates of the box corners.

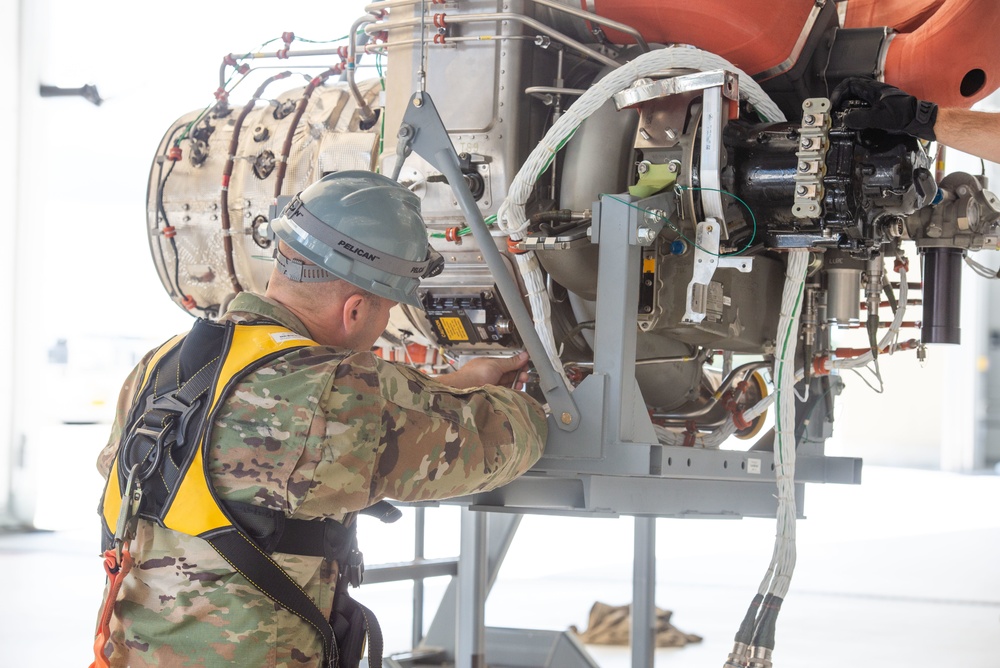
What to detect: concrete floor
<box><xmin>3</xmin><ymin>465</ymin><xmax>999</xmax><ymax>667</ymax></box>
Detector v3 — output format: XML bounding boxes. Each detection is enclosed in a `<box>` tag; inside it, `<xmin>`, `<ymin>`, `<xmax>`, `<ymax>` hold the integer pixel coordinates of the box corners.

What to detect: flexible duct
<box><xmin>847</xmin><ymin>0</ymin><xmax>1000</xmax><ymax>107</ymax></box>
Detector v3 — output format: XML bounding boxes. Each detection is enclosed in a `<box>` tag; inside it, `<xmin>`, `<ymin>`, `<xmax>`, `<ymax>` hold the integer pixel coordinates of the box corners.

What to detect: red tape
<box><xmin>90</xmin><ymin>548</ymin><xmax>134</xmax><ymax>668</ymax></box>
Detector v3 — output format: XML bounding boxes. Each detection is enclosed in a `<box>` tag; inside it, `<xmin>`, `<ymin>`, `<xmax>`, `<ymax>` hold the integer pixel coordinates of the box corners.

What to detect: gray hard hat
<box><xmin>270</xmin><ymin>171</ymin><xmax>442</xmax><ymax>308</ymax></box>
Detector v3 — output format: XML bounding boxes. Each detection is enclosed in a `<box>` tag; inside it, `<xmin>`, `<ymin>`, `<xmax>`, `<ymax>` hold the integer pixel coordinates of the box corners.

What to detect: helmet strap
<box><xmin>274</xmin><ymin>247</ymin><xmax>339</xmax><ymax>283</ymax></box>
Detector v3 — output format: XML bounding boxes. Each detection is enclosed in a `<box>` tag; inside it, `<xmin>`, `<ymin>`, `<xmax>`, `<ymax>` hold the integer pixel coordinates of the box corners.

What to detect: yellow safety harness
<box><xmin>94</xmin><ymin>319</ymin><xmax>388</xmax><ymax>668</ymax></box>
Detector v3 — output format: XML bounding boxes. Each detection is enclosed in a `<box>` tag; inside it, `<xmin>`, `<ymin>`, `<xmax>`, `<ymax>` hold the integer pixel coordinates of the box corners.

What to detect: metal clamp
<box><xmin>682</xmin><ymin>219</ymin><xmax>753</xmax><ymax>324</ymax></box>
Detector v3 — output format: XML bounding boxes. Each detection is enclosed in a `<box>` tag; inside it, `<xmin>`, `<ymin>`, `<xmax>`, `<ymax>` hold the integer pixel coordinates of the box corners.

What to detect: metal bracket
<box><xmin>397</xmin><ymin>92</ymin><xmax>580</xmax><ymax>431</ymax></box>
<box><xmin>792</xmin><ymin>97</ymin><xmax>832</xmax><ymax>219</ymax></box>
<box><xmin>614</xmin><ymin>70</ymin><xmax>738</xmax><ymax>237</ymax></box>
<box><xmin>683</xmin><ymin>219</ymin><xmax>753</xmax><ymax>324</ymax></box>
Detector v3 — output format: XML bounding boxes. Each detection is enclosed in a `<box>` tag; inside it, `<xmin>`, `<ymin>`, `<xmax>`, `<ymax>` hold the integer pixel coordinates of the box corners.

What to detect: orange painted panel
<box><xmin>592</xmin><ymin>0</ymin><xmax>817</xmax><ymax>77</ymax></box>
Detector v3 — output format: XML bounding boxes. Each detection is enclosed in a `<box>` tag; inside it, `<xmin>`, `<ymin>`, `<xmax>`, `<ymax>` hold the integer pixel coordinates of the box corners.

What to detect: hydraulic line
<box><xmin>367</xmin><ymin>13</ymin><xmax>621</xmax><ymax>69</ymax></box>
<box><xmin>365</xmin><ymin>0</ymin><xmax>649</xmax><ymax>51</ymax></box>
<box><xmin>272</xmin><ymin>66</ymin><xmax>343</xmax><ymax>205</ymax></box>
<box><xmin>348</xmin><ymin>14</ymin><xmax>379</xmax><ymax>125</ymax></box>
<box><xmin>220</xmin><ymin>71</ymin><xmax>292</xmax><ymax>295</ymax></box>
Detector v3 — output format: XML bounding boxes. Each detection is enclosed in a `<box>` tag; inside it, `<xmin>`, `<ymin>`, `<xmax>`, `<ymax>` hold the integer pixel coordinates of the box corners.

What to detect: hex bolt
<box><xmin>637</xmin><ymin>161</ymin><xmax>650</xmax><ymax>175</ymax></box>
<box><xmin>801</xmin><ymin>138</ymin><xmax>815</xmax><ymax>149</ymax></box>
<box><xmin>796</xmin><ymin>185</ymin><xmax>809</xmax><ymax>196</ymax></box>
<box><xmin>803</xmin><ymin>114</ymin><xmax>816</xmax><ymax>126</ymax></box>
<box><xmin>637</xmin><ymin>227</ymin><xmax>658</xmax><ymax>244</ymax></box>
<box><xmin>798</xmin><ymin>161</ymin><xmax>810</xmax><ymax>172</ymax></box>
<box><xmin>667</xmin><ymin>160</ymin><xmax>680</xmax><ymax>173</ymax></box>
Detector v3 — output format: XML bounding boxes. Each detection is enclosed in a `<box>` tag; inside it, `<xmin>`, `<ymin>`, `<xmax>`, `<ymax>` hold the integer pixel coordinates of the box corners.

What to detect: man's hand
<box><xmin>437</xmin><ymin>351</ymin><xmax>531</xmax><ymax>390</ymax></box>
<box><xmin>830</xmin><ymin>78</ymin><xmax>938</xmax><ymax>141</ymax></box>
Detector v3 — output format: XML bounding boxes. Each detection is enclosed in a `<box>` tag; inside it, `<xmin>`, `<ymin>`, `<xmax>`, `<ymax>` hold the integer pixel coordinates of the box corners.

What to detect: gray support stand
<box><xmin>593</xmin><ymin>193</ymin><xmax>646</xmax><ymax>445</ymax></box>
<box><xmin>457</xmin><ymin>508</ymin><xmax>487</xmax><ymax>668</ymax></box>
<box><xmin>398</xmin><ymin>91</ymin><xmax>580</xmax><ymax>432</ymax></box>
<box><xmin>413</xmin><ymin>507</ymin><xmax>426</xmax><ymax>647</ymax></box>
<box><xmin>410</xmin><ymin>512</ymin><xmax>522</xmax><ymax>658</ymax></box>
<box><xmin>632</xmin><ymin>517</ymin><xmax>656</xmax><ymax>668</ymax></box>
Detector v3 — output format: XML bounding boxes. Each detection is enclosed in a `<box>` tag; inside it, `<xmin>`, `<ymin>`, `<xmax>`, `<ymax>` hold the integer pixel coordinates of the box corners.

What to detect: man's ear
<box><xmin>341</xmin><ymin>293</ymin><xmax>368</xmax><ymax>332</ymax></box>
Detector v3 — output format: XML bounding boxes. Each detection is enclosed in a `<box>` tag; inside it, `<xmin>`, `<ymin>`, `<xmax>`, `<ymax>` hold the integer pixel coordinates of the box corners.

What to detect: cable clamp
<box><xmin>682</xmin><ymin>421</ymin><xmax>698</xmax><ymax>448</ymax></box>
<box><xmin>506</xmin><ymin>237</ymin><xmax>527</xmax><ymax>255</ymax></box>
<box><xmin>721</xmin><ymin>390</ymin><xmax>752</xmax><ymax>431</ymax></box>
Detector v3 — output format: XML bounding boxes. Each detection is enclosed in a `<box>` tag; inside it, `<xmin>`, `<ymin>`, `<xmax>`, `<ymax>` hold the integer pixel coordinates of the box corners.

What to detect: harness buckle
<box><xmin>345</xmin><ymin>547</ymin><xmax>365</xmax><ymax>588</ymax></box>
<box><xmin>113</xmin><ymin>464</ymin><xmax>144</xmax><ymax>563</ymax></box>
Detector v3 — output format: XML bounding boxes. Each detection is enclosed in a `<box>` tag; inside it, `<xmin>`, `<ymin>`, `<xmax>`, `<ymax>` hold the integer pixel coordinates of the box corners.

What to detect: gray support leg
<box><xmin>457</xmin><ymin>507</ymin><xmax>487</xmax><ymax>668</ymax></box>
<box><xmin>632</xmin><ymin>516</ymin><xmax>656</xmax><ymax>668</ymax></box>
<box><xmin>592</xmin><ymin>194</ymin><xmax>643</xmax><ymax>444</ymax></box>
<box><xmin>412</xmin><ymin>507</ymin><xmax>426</xmax><ymax>647</ymax></box>
<box><xmin>422</xmin><ymin>512</ymin><xmax>523</xmax><ymax>653</ymax></box>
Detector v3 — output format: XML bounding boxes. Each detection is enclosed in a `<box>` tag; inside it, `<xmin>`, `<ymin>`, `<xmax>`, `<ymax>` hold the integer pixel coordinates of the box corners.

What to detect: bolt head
<box><xmin>803</xmin><ymin>114</ymin><xmax>816</xmax><ymax>126</ymax></box>
<box><xmin>667</xmin><ymin>161</ymin><xmax>679</xmax><ymax>173</ymax></box>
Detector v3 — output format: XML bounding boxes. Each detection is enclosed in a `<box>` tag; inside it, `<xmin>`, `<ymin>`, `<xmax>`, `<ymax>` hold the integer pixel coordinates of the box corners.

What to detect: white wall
<box><xmin>5</xmin><ymin>0</ymin><xmax>371</xmax><ymax>526</ymax></box>
<box><xmin>0</xmin><ymin>1</ymin><xmax>21</xmax><ymax>524</ymax></box>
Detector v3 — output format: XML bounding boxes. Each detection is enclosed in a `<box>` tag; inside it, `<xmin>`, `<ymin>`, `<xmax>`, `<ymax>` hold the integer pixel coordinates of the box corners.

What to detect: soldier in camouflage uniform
<box><xmin>95</xmin><ymin>172</ymin><xmax>547</xmax><ymax>667</ymax></box>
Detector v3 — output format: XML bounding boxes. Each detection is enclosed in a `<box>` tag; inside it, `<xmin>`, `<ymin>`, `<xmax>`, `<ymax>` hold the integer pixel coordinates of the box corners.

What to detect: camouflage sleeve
<box><xmin>95</xmin><ymin>353</ymin><xmax>153</xmax><ymax>478</ymax></box>
<box><xmin>316</xmin><ymin>351</ymin><xmax>547</xmax><ymax>507</ymax></box>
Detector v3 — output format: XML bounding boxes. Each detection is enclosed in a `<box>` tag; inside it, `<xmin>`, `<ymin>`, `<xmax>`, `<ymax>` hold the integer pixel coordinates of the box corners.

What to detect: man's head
<box><xmin>266</xmin><ymin>242</ymin><xmax>396</xmax><ymax>350</ymax></box>
<box><xmin>269</xmin><ymin>170</ymin><xmax>442</xmax><ymax>307</ymax></box>
<box><xmin>265</xmin><ymin>171</ymin><xmax>441</xmax><ymax>349</ymax></box>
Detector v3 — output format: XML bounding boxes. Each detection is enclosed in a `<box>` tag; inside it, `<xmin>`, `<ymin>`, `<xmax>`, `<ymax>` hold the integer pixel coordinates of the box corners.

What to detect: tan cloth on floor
<box><xmin>570</xmin><ymin>601</ymin><xmax>703</xmax><ymax>648</ymax></box>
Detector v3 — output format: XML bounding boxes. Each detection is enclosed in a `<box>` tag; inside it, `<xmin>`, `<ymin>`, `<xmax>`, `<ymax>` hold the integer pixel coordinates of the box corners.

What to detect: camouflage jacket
<box><xmin>96</xmin><ymin>292</ymin><xmax>547</xmax><ymax>667</ymax></box>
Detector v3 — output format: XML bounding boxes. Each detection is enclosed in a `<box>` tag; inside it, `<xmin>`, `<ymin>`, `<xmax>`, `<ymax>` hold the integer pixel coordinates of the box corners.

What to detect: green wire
<box><xmin>774</xmin><ymin>272</ymin><xmax>806</xmax><ymax>466</ymax></box>
<box><xmin>296</xmin><ymin>34</ymin><xmax>350</xmax><ymax>44</ymax></box>
<box><xmin>604</xmin><ymin>185</ymin><xmax>758</xmax><ymax>257</ymax></box>
<box><xmin>376</xmin><ymin>52</ymin><xmax>386</xmax><ymax>163</ymax></box>
<box><xmin>679</xmin><ymin>185</ymin><xmax>758</xmax><ymax>255</ymax></box>
<box><xmin>430</xmin><ymin>214</ymin><xmax>497</xmax><ymax>239</ymax></box>
<box><xmin>178</xmin><ymin>31</ymin><xmax>353</xmax><ymax>145</ymax></box>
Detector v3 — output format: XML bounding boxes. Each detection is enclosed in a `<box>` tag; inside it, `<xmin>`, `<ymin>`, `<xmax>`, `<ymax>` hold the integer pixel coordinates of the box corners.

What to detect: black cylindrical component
<box><xmin>921</xmin><ymin>247</ymin><xmax>964</xmax><ymax>345</ymax></box>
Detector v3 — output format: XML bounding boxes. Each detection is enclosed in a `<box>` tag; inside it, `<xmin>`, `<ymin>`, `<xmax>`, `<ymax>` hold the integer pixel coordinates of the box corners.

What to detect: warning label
<box><xmin>435</xmin><ymin>317</ymin><xmax>470</xmax><ymax>342</ymax></box>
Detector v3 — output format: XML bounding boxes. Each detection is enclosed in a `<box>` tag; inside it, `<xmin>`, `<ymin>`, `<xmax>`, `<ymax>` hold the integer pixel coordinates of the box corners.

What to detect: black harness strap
<box><xmin>207</xmin><ymin>530</ymin><xmax>339</xmax><ymax>667</ymax></box>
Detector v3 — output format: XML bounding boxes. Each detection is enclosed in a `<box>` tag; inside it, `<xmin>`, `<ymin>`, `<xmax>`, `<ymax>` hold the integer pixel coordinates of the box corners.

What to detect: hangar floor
<box><xmin>2</xmin><ymin>465</ymin><xmax>998</xmax><ymax>667</ymax></box>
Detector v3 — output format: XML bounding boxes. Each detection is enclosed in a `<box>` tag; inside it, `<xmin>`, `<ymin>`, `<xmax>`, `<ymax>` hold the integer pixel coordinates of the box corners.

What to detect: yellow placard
<box><xmin>437</xmin><ymin>317</ymin><xmax>470</xmax><ymax>342</ymax></box>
